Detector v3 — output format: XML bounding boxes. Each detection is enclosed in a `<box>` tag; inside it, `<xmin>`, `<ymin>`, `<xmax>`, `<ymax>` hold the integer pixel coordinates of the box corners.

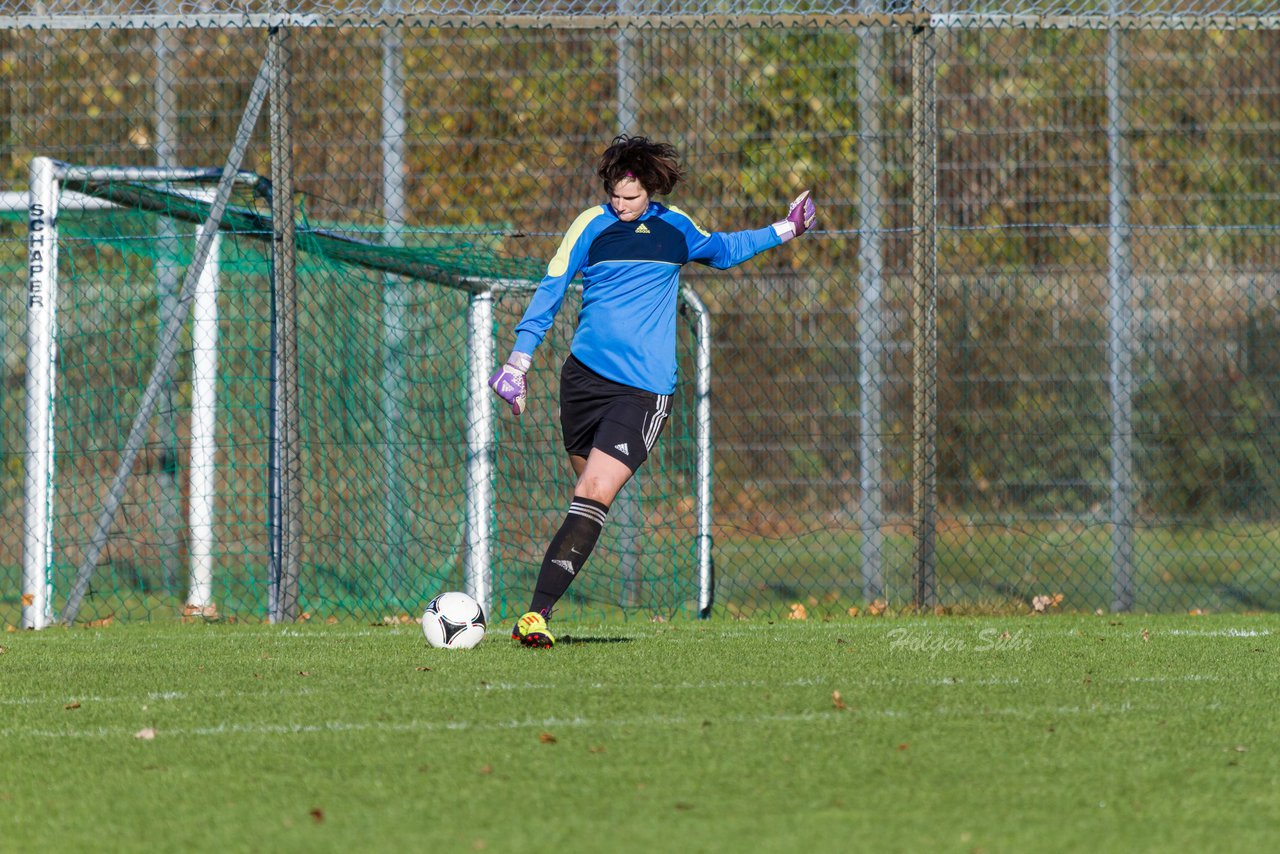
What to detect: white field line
<box><xmin>2</xmin><ymin>702</ymin><xmax>1153</xmax><ymax>741</ymax></box>
<box><xmin>0</xmin><ymin>688</ymin><xmax>318</xmax><ymax>707</ymax></box>
<box><xmin>0</xmin><ymin>678</ymin><xmax>825</xmax><ymax>707</ymax></box>
<box><xmin>1</xmin><ymin>671</ymin><xmax>1237</xmax><ymax>710</ymax></box>
<box><xmin>1164</xmin><ymin>628</ymin><xmax>1271</xmax><ymax>637</ymax></box>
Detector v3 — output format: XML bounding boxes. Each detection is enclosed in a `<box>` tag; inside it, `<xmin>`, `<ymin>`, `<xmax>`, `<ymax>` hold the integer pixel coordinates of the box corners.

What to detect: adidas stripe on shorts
<box><xmin>559</xmin><ymin>353</ymin><xmax>672</xmax><ymax>472</ymax></box>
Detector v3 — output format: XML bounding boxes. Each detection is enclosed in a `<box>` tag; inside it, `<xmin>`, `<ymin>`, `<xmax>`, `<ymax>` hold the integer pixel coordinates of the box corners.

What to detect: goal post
<box><xmin>21</xmin><ymin>157</ymin><xmax>57</xmax><ymax>630</ymax></box>
<box><xmin>18</xmin><ymin>164</ymin><xmax>715</xmax><ymax>626</ymax></box>
<box><xmin>18</xmin><ymin>161</ymin><xmax>232</xmax><ymax>629</ymax></box>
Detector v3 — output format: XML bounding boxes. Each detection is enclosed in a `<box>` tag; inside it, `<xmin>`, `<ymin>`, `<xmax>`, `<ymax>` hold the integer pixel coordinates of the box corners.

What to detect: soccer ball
<box><xmin>421</xmin><ymin>591</ymin><xmax>487</xmax><ymax>650</ymax></box>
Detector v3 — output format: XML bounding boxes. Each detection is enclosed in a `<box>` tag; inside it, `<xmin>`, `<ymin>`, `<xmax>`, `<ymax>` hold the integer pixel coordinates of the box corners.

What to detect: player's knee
<box><xmin>574</xmin><ymin>475</ymin><xmax>618</xmax><ymax>505</ymax></box>
<box><xmin>575</xmin><ymin>465</ymin><xmax>632</xmax><ymax>505</ymax></box>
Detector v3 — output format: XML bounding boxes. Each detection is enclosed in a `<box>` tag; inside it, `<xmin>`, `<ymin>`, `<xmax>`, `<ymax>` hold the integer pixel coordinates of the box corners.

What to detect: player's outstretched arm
<box><xmin>488</xmin><ymin>351</ymin><xmax>532</xmax><ymax>415</ymax></box>
<box><xmin>771</xmin><ymin>190</ymin><xmax>817</xmax><ymax>242</ymax></box>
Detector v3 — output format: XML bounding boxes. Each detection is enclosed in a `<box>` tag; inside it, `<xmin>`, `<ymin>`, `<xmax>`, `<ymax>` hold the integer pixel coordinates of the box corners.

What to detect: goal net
<box><xmin>7</xmin><ymin>162</ymin><xmax>712</xmax><ymax>626</ymax></box>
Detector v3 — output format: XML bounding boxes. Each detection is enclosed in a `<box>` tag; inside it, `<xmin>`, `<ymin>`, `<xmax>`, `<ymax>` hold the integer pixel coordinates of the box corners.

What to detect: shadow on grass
<box><xmin>558</xmin><ymin>635</ymin><xmax>633</xmax><ymax>645</ymax></box>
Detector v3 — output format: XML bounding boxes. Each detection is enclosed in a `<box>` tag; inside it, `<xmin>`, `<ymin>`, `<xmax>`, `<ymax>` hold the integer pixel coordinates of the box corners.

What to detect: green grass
<box><xmin>2</xmin><ymin>614</ymin><xmax>1279</xmax><ymax>852</ymax></box>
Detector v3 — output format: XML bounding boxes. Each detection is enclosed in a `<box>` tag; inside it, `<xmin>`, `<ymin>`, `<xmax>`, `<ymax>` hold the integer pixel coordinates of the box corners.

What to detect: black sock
<box><xmin>528</xmin><ymin>497</ymin><xmax>609</xmax><ymax>618</ymax></box>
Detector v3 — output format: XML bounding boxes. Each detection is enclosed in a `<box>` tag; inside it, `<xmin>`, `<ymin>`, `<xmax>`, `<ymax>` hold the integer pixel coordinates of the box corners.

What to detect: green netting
<box><xmin>61</xmin><ymin>177</ymin><xmax>546</xmax><ymax>287</ymax></box>
<box><xmin>0</xmin><ymin>178</ymin><xmax>703</xmax><ymax>623</ymax></box>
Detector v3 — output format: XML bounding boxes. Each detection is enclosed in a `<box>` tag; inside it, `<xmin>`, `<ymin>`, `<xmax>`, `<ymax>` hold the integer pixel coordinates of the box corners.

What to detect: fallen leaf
<box><xmin>589</xmin><ymin>745</ymin><xmax>606</xmax><ymax>754</ymax></box>
<box><xmin>832</xmin><ymin>690</ymin><xmax>846</xmax><ymax>711</ymax></box>
<box><xmin>1141</xmin><ymin>629</ymin><xmax>1151</xmax><ymax>642</ymax></box>
<box><xmin>64</xmin><ymin>701</ymin><xmax>80</xmax><ymax>710</ymax></box>
<box><xmin>416</xmin><ymin>666</ymin><xmax>432</xmax><ymax>672</ymax></box>
<box><xmin>134</xmin><ymin>727</ymin><xmax>157</xmax><ymax>740</ymax></box>
<box><xmin>478</xmin><ymin>764</ymin><xmax>493</xmax><ymax>774</ymax></box>
<box><xmin>309</xmin><ymin>808</ymin><xmax>324</xmax><ymax>823</ymax></box>
<box><xmin>182</xmin><ymin>604</ymin><xmax>220</xmax><ymax>621</ymax></box>
<box><xmin>897</xmin><ymin>743</ymin><xmax>909</xmax><ymax>751</ymax></box>
<box><xmin>847</xmin><ymin>606</ymin><xmax>859</xmax><ymax>617</ymax></box>
<box><xmin>20</xmin><ymin>594</ymin><xmax>33</xmax><ymax>607</ymax></box>
<box><xmin>538</xmin><ymin>732</ymin><xmax>557</xmax><ymax>744</ymax></box>
<box><xmin>787</xmin><ymin>603</ymin><xmax>808</xmax><ymax>620</ymax></box>
<box><xmin>298</xmin><ymin>671</ymin><xmax>311</xmax><ymax>677</ymax></box>
<box><xmin>86</xmin><ymin>615</ymin><xmax>114</xmax><ymax>628</ymax></box>
<box><xmin>867</xmin><ymin>598</ymin><xmax>888</xmax><ymax>616</ymax></box>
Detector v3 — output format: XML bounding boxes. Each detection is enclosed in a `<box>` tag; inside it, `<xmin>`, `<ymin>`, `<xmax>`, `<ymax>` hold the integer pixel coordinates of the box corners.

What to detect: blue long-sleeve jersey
<box><xmin>513</xmin><ymin>201</ymin><xmax>782</xmax><ymax>394</ymax></box>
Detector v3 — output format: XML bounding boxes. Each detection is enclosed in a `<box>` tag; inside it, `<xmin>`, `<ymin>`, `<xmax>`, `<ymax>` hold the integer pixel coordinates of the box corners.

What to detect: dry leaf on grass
<box><xmin>1032</xmin><ymin>594</ymin><xmax>1064</xmax><ymax>613</ymax></box>
<box><xmin>538</xmin><ymin>732</ymin><xmax>557</xmax><ymax>744</ymax></box>
<box><xmin>134</xmin><ymin>727</ymin><xmax>157</xmax><ymax>740</ymax></box>
<box><xmin>832</xmin><ymin>690</ymin><xmax>847</xmax><ymax>711</ymax></box>
<box><xmin>787</xmin><ymin>603</ymin><xmax>808</xmax><ymax>620</ymax></box>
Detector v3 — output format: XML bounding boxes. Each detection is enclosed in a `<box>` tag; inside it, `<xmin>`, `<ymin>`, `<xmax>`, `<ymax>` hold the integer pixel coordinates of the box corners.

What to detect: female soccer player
<box><xmin>489</xmin><ymin>135</ymin><xmax>817</xmax><ymax>648</ymax></box>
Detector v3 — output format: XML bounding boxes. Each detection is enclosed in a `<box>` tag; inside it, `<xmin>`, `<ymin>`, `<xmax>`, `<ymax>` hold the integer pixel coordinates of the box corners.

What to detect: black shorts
<box><xmin>559</xmin><ymin>354</ymin><xmax>673</xmax><ymax>472</ymax></box>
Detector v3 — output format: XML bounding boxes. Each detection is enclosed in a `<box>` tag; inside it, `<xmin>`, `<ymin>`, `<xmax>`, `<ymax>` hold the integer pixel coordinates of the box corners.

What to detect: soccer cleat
<box><xmin>511</xmin><ymin>611</ymin><xmax>556</xmax><ymax>649</ymax></box>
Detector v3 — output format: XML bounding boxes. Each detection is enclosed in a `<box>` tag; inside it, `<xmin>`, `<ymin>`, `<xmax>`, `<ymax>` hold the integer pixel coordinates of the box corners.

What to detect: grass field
<box><xmin>2</xmin><ymin>613</ymin><xmax>1278</xmax><ymax>852</ymax></box>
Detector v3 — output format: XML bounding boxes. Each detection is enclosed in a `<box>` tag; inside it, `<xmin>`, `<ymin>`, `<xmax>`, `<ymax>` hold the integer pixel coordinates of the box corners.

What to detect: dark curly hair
<box><xmin>597</xmin><ymin>135</ymin><xmax>684</xmax><ymax>197</ymax></box>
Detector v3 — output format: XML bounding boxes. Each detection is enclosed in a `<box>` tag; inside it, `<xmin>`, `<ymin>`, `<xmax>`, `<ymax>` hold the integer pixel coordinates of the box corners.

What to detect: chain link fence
<box><xmin>3</xmin><ymin>4</ymin><xmax>1279</xmax><ymax>625</ymax></box>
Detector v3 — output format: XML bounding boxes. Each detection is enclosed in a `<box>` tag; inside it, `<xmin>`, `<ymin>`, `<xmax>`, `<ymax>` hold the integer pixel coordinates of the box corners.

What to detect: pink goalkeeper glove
<box><xmin>772</xmin><ymin>190</ymin><xmax>817</xmax><ymax>242</ymax></box>
<box><xmin>488</xmin><ymin>351</ymin><xmax>532</xmax><ymax>415</ymax></box>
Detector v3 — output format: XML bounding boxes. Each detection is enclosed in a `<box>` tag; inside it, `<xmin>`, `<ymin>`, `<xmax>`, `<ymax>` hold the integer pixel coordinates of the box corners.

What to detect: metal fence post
<box><xmin>1106</xmin><ymin>22</ymin><xmax>1136</xmax><ymax>612</ymax></box>
<box><xmin>380</xmin><ymin>15</ymin><xmax>412</xmax><ymax>601</ymax></box>
<box><xmin>855</xmin><ymin>15</ymin><xmax>886</xmax><ymax>605</ymax></box>
<box><xmin>268</xmin><ymin>24</ymin><xmax>303</xmax><ymax>623</ymax></box>
<box><xmin>911</xmin><ymin>15</ymin><xmax>938</xmax><ymax>610</ymax></box>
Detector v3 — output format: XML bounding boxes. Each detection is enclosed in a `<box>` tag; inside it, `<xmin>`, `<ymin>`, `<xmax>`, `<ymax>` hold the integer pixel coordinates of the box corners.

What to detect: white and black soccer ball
<box><xmin>421</xmin><ymin>591</ymin><xmax>487</xmax><ymax>649</ymax></box>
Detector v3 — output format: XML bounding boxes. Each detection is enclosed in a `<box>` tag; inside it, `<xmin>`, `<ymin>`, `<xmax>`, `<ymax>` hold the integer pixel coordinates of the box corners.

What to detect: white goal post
<box><xmin>19</xmin><ymin>158</ymin><xmax>715</xmax><ymax>627</ymax></box>
<box><xmin>16</xmin><ymin>159</ymin><xmax>228</xmax><ymax>629</ymax></box>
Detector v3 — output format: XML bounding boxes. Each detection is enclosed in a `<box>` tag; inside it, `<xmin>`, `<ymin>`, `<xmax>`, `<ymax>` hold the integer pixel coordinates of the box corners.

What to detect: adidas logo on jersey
<box><xmin>614</xmin><ymin>442</ymin><xmax>630</xmax><ymax>456</ymax></box>
<box><xmin>634</xmin><ymin>224</ymin><xmax>650</xmax><ymax>234</ymax></box>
